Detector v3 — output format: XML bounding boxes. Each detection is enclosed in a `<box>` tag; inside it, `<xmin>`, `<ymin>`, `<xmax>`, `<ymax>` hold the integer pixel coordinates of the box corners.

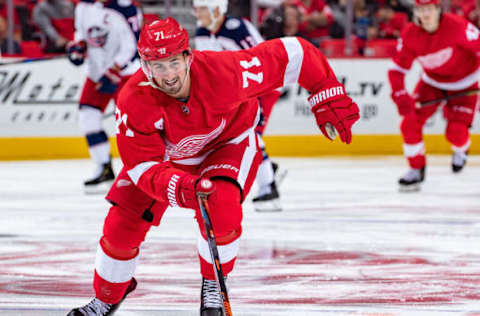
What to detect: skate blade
<box><xmin>399</xmin><ymin>183</ymin><xmax>421</xmax><ymax>193</ymax></box>
<box><xmin>254</xmin><ymin>198</ymin><xmax>282</xmax><ymax>212</ymax></box>
<box><xmin>84</xmin><ymin>180</ymin><xmax>114</xmax><ymax>195</ymax></box>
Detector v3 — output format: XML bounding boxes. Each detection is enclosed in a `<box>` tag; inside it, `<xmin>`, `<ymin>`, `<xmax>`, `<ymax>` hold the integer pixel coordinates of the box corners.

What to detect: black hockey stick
<box><xmin>197</xmin><ymin>193</ymin><xmax>233</xmax><ymax>316</ymax></box>
<box><xmin>419</xmin><ymin>88</ymin><xmax>480</xmax><ymax>107</ymax></box>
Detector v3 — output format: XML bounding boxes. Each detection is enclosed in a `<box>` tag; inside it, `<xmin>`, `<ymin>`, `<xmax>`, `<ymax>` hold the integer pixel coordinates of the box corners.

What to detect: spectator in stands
<box><xmin>290</xmin><ymin>0</ymin><xmax>334</xmax><ymax>44</ymax></box>
<box><xmin>228</xmin><ymin>0</ymin><xmax>250</xmax><ymax>18</ymax></box>
<box><xmin>10</xmin><ymin>0</ymin><xmax>35</xmax><ymax>41</ymax></box>
<box><xmin>326</xmin><ymin>0</ymin><xmax>347</xmax><ymax>38</ymax></box>
<box><xmin>353</xmin><ymin>0</ymin><xmax>377</xmax><ymax>54</ymax></box>
<box><xmin>376</xmin><ymin>4</ymin><xmax>408</xmax><ymax>38</ymax></box>
<box><xmin>284</xmin><ymin>2</ymin><xmax>302</xmax><ymax>35</ymax></box>
<box><xmin>387</xmin><ymin>0</ymin><xmax>412</xmax><ymax>19</ymax></box>
<box><xmin>460</xmin><ymin>0</ymin><xmax>480</xmax><ymax>27</ymax></box>
<box><xmin>33</xmin><ymin>0</ymin><xmax>74</xmax><ymax>53</ymax></box>
<box><xmin>0</xmin><ymin>0</ymin><xmax>24</xmax><ymax>41</ymax></box>
<box><xmin>449</xmin><ymin>0</ymin><xmax>480</xmax><ymax>27</ymax></box>
<box><xmin>260</xmin><ymin>1</ymin><xmax>310</xmax><ymax>40</ymax></box>
<box><xmin>0</xmin><ymin>15</ymin><xmax>22</xmax><ymax>55</ymax></box>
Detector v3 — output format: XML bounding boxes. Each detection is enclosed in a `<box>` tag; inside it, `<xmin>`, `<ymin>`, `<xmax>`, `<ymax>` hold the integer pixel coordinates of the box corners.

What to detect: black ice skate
<box><xmin>452</xmin><ymin>151</ymin><xmax>468</xmax><ymax>173</ymax></box>
<box><xmin>84</xmin><ymin>162</ymin><xmax>115</xmax><ymax>194</ymax></box>
<box><xmin>252</xmin><ymin>181</ymin><xmax>282</xmax><ymax>212</ymax></box>
<box><xmin>398</xmin><ymin>167</ymin><xmax>425</xmax><ymax>192</ymax></box>
<box><xmin>67</xmin><ymin>278</ymin><xmax>136</xmax><ymax>316</ymax></box>
<box><xmin>200</xmin><ymin>277</ymin><xmax>224</xmax><ymax>316</ymax></box>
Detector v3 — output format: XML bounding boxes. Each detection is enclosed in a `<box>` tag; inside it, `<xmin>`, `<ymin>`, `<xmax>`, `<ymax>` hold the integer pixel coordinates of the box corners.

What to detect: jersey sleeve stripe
<box><xmin>389</xmin><ymin>62</ymin><xmax>409</xmax><ymax>74</ymax></box>
<box><xmin>280</xmin><ymin>37</ymin><xmax>304</xmax><ymax>86</ymax></box>
<box><xmin>421</xmin><ymin>66</ymin><xmax>480</xmax><ymax>90</ymax></box>
<box><xmin>127</xmin><ymin>161</ymin><xmax>159</xmax><ymax>185</ymax></box>
<box><xmin>236</xmin><ymin>128</ymin><xmax>257</xmax><ymax>188</ymax></box>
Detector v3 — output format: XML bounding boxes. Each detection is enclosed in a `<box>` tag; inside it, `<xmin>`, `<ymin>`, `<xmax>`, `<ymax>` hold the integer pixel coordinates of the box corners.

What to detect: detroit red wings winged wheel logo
<box><xmin>165</xmin><ymin>119</ymin><xmax>226</xmax><ymax>159</ymax></box>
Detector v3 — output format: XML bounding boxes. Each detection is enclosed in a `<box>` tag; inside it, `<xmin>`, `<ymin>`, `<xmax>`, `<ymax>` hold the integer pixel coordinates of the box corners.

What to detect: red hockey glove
<box><xmin>97</xmin><ymin>66</ymin><xmax>122</xmax><ymax>94</ymax></box>
<box><xmin>177</xmin><ymin>174</ymin><xmax>216</xmax><ymax>209</ymax></box>
<box><xmin>308</xmin><ymin>78</ymin><xmax>360</xmax><ymax>144</ymax></box>
<box><xmin>66</xmin><ymin>40</ymin><xmax>87</xmax><ymax>66</ymax></box>
<box><xmin>391</xmin><ymin>89</ymin><xmax>415</xmax><ymax>116</ymax></box>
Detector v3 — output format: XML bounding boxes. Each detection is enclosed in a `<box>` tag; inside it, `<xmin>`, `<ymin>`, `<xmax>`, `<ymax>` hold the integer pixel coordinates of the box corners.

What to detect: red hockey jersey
<box><xmin>390</xmin><ymin>13</ymin><xmax>480</xmax><ymax>91</ymax></box>
<box><xmin>115</xmin><ymin>37</ymin><xmax>335</xmax><ymax>206</ymax></box>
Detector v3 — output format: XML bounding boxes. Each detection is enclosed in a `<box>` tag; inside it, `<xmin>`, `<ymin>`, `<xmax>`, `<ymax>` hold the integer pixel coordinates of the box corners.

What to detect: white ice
<box><xmin>0</xmin><ymin>156</ymin><xmax>479</xmax><ymax>316</ymax></box>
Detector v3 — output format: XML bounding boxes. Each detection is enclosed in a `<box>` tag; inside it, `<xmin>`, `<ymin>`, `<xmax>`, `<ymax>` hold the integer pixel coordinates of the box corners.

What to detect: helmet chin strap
<box><xmin>175</xmin><ymin>53</ymin><xmax>194</xmax><ymax>96</ymax></box>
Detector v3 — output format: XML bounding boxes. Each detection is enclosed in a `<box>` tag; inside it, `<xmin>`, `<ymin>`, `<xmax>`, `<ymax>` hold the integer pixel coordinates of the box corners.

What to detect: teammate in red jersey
<box><xmin>67</xmin><ymin>18</ymin><xmax>359</xmax><ymax>316</ymax></box>
<box><xmin>388</xmin><ymin>0</ymin><xmax>480</xmax><ymax>191</ymax></box>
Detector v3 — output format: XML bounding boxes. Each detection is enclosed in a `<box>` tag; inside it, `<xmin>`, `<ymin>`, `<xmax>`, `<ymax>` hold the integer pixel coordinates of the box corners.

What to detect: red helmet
<box><xmin>414</xmin><ymin>0</ymin><xmax>440</xmax><ymax>5</ymax></box>
<box><xmin>137</xmin><ymin>18</ymin><xmax>190</xmax><ymax>61</ymax></box>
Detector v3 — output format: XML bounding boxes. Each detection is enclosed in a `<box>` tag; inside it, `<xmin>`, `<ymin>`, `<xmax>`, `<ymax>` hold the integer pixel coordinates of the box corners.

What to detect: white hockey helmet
<box><xmin>192</xmin><ymin>0</ymin><xmax>228</xmax><ymax>15</ymax></box>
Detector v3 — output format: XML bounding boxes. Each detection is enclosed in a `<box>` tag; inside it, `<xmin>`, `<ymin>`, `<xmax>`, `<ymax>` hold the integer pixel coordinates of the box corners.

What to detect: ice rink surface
<box><xmin>0</xmin><ymin>156</ymin><xmax>479</xmax><ymax>316</ymax></box>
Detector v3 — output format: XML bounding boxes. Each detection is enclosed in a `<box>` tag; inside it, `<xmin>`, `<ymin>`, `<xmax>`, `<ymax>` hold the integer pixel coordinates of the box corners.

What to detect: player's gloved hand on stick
<box><xmin>97</xmin><ymin>65</ymin><xmax>122</xmax><ymax>94</ymax></box>
<box><xmin>66</xmin><ymin>40</ymin><xmax>87</xmax><ymax>66</ymax></box>
<box><xmin>391</xmin><ymin>89</ymin><xmax>415</xmax><ymax>116</ymax></box>
<box><xmin>177</xmin><ymin>174</ymin><xmax>216</xmax><ymax>209</ymax></box>
<box><xmin>308</xmin><ymin>78</ymin><xmax>360</xmax><ymax>144</ymax></box>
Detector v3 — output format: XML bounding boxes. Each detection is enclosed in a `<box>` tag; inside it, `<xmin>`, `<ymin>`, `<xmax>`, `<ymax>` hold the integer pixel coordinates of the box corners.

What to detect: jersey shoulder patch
<box><xmin>218</xmin><ymin>17</ymin><xmax>250</xmax><ymax>41</ymax></box>
<box><xmin>225</xmin><ymin>17</ymin><xmax>242</xmax><ymax>30</ymax></box>
<box><xmin>106</xmin><ymin>0</ymin><xmax>137</xmax><ymax>18</ymax></box>
<box><xmin>117</xmin><ymin>0</ymin><xmax>132</xmax><ymax>6</ymax></box>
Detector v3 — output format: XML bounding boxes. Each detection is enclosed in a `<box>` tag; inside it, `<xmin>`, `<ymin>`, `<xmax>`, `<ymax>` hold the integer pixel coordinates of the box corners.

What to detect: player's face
<box><xmin>193</xmin><ymin>6</ymin><xmax>212</xmax><ymax>28</ymax></box>
<box><xmin>147</xmin><ymin>53</ymin><xmax>190</xmax><ymax>96</ymax></box>
<box><xmin>414</xmin><ymin>4</ymin><xmax>440</xmax><ymax>32</ymax></box>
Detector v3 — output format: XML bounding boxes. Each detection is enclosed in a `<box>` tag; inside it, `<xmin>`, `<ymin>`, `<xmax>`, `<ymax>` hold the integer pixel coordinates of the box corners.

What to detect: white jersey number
<box><xmin>115</xmin><ymin>108</ymin><xmax>134</xmax><ymax>137</ymax></box>
<box><xmin>466</xmin><ymin>23</ymin><xmax>479</xmax><ymax>41</ymax></box>
<box><xmin>240</xmin><ymin>57</ymin><xmax>263</xmax><ymax>88</ymax></box>
<box><xmin>154</xmin><ymin>31</ymin><xmax>165</xmax><ymax>41</ymax></box>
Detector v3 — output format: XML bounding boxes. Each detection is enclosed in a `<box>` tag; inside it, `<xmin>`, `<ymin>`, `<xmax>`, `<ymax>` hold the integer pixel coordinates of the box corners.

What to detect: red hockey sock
<box><xmin>94</xmin><ymin>238</ymin><xmax>139</xmax><ymax>304</ymax></box>
<box><xmin>94</xmin><ymin>270</ymin><xmax>132</xmax><ymax>304</ymax></box>
<box><xmin>446</xmin><ymin>121</ymin><xmax>469</xmax><ymax>150</ymax></box>
<box><xmin>407</xmin><ymin>155</ymin><xmax>426</xmax><ymax>169</ymax></box>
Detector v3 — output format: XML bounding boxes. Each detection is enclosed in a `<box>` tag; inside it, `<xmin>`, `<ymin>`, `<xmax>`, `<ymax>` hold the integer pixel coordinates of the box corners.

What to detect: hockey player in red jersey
<box><xmin>193</xmin><ymin>0</ymin><xmax>286</xmax><ymax>212</ymax></box>
<box><xmin>67</xmin><ymin>18</ymin><xmax>359</xmax><ymax>316</ymax></box>
<box><xmin>388</xmin><ymin>0</ymin><xmax>480</xmax><ymax>191</ymax></box>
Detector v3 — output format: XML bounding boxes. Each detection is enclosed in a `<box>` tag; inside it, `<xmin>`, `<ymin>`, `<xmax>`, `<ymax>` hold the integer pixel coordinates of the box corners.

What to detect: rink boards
<box><xmin>1</xmin><ymin>57</ymin><xmax>480</xmax><ymax>159</ymax></box>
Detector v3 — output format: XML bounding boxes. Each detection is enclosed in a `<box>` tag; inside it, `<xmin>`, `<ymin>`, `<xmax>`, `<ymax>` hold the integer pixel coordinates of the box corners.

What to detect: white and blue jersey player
<box><xmin>193</xmin><ymin>0</ymin><xmax>286</xmax><ymax>212</ymax></box>
<box><xmin>68</xmin><ymin>0</ymin><xmax>142</xmax><ymax>193</ymax></box>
